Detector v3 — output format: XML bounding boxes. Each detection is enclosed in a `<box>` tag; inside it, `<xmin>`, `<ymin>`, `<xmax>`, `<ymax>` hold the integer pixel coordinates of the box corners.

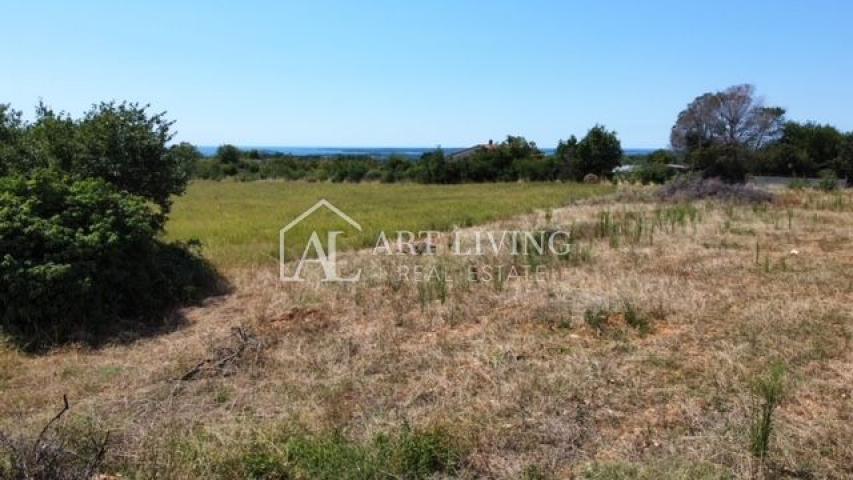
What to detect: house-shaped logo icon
<box><xmin>279</xmin><ymin>199</ymin><xmax>363</xmax><ymax>282</ymax></box>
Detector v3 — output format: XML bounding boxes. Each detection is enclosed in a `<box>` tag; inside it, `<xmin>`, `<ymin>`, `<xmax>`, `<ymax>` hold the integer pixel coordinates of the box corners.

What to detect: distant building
<box><xmin>448</xmin><ymin>139</ymin><xmax>498</xmax><ymax>161</ymax></box>
<box><xmin>612</xmin><ymin>163</ymin><xmax>690</xmax><ymax>175</ymax></box>
<box><xmin>612</xmin><ymin>165</ymin><xmax>639</xmax><ymax>174</ymax></box>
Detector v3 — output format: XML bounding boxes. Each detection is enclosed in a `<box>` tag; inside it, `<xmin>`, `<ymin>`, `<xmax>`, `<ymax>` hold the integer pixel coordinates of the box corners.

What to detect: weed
<box><xmin>585</xmin><ymin>301</ymin><xmax>656</xmax><ymax>336</ymax></box>
<box><xmin>237</xmin><ymin>425</ymin><xmax>464</xmax><ymax>480</ymax></box>
<box><xmin>416</xmin><ymin>263</ymin><xmax>448</xmax><ymax>310</ymax></box>
<box><xmin>622</xmin><ymin>300</ymin><xmax>651</xmax><ymax>335</ymax></box>
<box><xmin>655</xmin><ymin>204</ymin><xmax>700</xmax><ymax>234</ymax></box>
<box><xmin>537</xmin><ymin>301</ymin><xmax>574</xmax><ymax>330</ymax></box>
<box><xmin>749</xmin><ymin>364</ymin><xmax>787</xmax><ymax>460</ymax></box>
<box><xmin>584</xmin><ymin>306</ymin><xmax>610</xmax><ymax>334</ymax></box>
<box><xmin>0</xmin><ymin>396</ymin><xmax>110</xmax><ymax>480</ymax></box>
<box><xmin>522</xmin><ymin>464</ymin><xmax>556</xmax><ymax>480</ymax></box>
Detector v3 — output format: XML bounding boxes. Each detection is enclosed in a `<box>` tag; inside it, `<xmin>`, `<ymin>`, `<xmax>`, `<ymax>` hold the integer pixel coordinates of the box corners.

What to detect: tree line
<box><xmin>670</xmin><ymin>84</ymin><xmax>853</xmax><ymax>183</ymax></box>
<box><xmin>184</xmin><ymin>85</ymin><xmax>853</xmax><ymax>186</ymax></box>
<box><xmin>189</xmin><ymin>126</ymin><xmax>624</xmax><ymax>184</ymax></box>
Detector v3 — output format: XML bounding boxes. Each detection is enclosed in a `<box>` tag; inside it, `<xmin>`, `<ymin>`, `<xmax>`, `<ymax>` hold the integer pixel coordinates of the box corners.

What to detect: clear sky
<box><xmin>3</xmin><ymin>1</ymin><xmax>852</xmax><ymax>148</ymax></box>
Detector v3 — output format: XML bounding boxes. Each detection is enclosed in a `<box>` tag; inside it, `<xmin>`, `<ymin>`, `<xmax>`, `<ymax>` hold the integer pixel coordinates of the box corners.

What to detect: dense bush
<box><xmin>571</xmin><ymin>125</ymin><xmax>623</xmax><ymax>180</ymax></box>
<box><xmin>634</xmin><ymin>161</ymin><xmax>676</xmax><ymax>184</ymax></box>
<box><xmin>188</xmin><ymin>130</ymin><xmax>624</xmax><ymax>185</ymax></box>
<box><xmin>688</xmin><ymin>144</ymin><xmax>749</xmax><ymax>183</ymax></box>
<box><xmin>2</xmin><ymin>101</ymin><xmax>192</xmax><ymax>213</ymax></box>
<box><xmin>669</xmin><ymin>87</ymin><xmax>853</xmax><ymax>182</ymax></box>
<box><xmin>0</xmin><ymin>170</ymin><xmax>220</xmax><ymax>349</ymax></box>
<box><xmin>753</xmin><ymin>122</ymin><xmax>848</xmax><ymax>177</ymax></box>
<box><xmin>0</xmin><ymin>105</ymin><xmax>26</xmax><ymax>176</ymax></box>
<box><xmin>216</xmin><ymin>144</ymin><xmax>242</xmax><ymax>165</ymax></box>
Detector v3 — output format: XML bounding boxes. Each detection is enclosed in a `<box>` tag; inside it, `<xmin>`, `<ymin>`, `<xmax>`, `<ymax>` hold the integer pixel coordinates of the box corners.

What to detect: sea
<box><xmin>198</xmin><ymin>146</ymin><xmax>657</xmax><ymax>159</ymax></box>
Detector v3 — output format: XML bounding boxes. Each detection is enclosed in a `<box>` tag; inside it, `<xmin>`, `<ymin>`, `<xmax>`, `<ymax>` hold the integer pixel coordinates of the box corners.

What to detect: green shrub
<box><xmin>787</xmin><ymin>178</ymin><xmax>809</xmax><ymax>190</ymax></box>
<box><xmin>363</xmin><ymin>169</ymin><xmax>383</xmax><ymax>182</ymax></box>
<box><xmin>237</xmin><ymin>425</ymin><xmax>464</xmax><ymax>480</ymax></box>
<box><xmin>689</xmin><ymin>145</ymin><xmax>749</xmax><ymax>183</ymax></box>
<box><xmin>622</xmin><ymin>300</ymin><xmax>650</xmax><ymax>334</ymax></box>
<box><xmin>32</xmin><ymin>101</ymin><xmax>191</xmax><ymax>213</ymax></box>
<box><xmin>634</xmin><ymin>161</ymin><xmax>676</xmax><ymax>184</ymax></box>
<box><xmin>0</xmin><ymin>170</ymin><xmax>221</xmax><ymax>349</ymax></box>
<box><xmin>817</xmin><ymin>169</ymin><xmax>840</xmax><ymax>192</ymax></box>
<box><xmin>749</xmin><ymin>364</ymin><xmax>786</xmax><ymax>460</ymax></box>
<box><xmin>584</xmin><ymin>306</ymin><xmax>610</xmax><ymax>334</ymax></box>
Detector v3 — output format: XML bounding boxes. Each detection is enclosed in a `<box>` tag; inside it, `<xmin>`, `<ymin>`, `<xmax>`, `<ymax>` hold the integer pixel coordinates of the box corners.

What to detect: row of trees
<box><xmin>193</xmin><ymin>126</ymin><xmax>624</xmax><ymax>184</ymax></box>
<box><xmin>671</xmin><ymin>84</ymin><xmax>853</xmax><ymax>182</ymax></box>
<box><xmin>186</xmin><ymin>86</ymin><xmax>853</xmax><ymax>186</ymax></box>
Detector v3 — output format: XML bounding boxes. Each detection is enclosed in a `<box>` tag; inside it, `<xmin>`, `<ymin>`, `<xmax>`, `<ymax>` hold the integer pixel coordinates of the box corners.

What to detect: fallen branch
<box><xmin>31</xmin><ymin>394</ymin><xmax>69</xmax><ymax>459</ymax></box>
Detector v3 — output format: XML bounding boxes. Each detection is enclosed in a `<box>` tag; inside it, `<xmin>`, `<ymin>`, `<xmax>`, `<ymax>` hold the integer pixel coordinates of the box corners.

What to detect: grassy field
<box><xmin>2</xmin><ymin>186</ymin><xmax>852</xmax><ymax>479</ymax></box>
<box><xmin>165</xmin><ymin>181</ymin><xmax>612</xmax><ymax>268</ymax></box>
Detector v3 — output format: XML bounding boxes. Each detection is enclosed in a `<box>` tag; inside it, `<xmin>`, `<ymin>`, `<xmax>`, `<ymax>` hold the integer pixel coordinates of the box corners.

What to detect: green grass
<box><xmin>184</xmin><ymin>425</ymin><xmax>465</xmax><ymax>480</ymax></box>
<box><xmin>165</xmin><ymin>180</ymin><xmax>612</xmax><ymax>268</ymax></box>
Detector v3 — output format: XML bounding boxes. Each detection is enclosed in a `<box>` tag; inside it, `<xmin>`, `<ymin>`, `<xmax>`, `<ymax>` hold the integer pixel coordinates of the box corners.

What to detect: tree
<box><xmin>754</xmin><ymin>122</ymin><xmax>846</xmax><ymax>177</ymax></box>
<box><xmin>458</xmin><ymin>136</ymin><xmax>543</xmax><ymax>182</ymax></box>
<box><xmin>26</xmin><ymin>102</ymin><xmax>81</xmax><ymax>172</ymax></box>
<box><xmin>217</xmin><ymin>144</ymin><xmax>242</xmax><ymax>165</ymax></box>
<box><xmin>169</xmin><ymin>142</ymin><xmax>203</xmax><ymax>178</ymax></box>
<box><xmin>418</xmin><ymin>148</ymin><xmax>450</xmax><ymax>183</ymax></box>
<box><xmin>0</xmin><ymin>104</ymin><xmax>25</xmax><ymax>175</ymax></box>
<box><xmin>383</xmin><ymin>154</ymin><xmax>411</xmax><ymax>182</ymax></box>
<box><xmin>838</xmin><ymin>133</ymin><xmax>853</xmax><ymax>181</ymax></box>
<box><xmin>69</xmin><ymin>102</ymin><xmax>187</xmax><ymax>213</ymax></box>
<box><xmin>646</xmin><ymin>149</ymin><xmax>677</xmax><ymax>165</ymax></box>
<box><xmin>555</xmin><ymin>135</ymin><xmax>578</xmax><ymax>180</ymax></box>
<box><xmin>1</xmin><ymin>101</ymin><xmax>191</xmax><ymax>212</ymax></box>
<box><xmin>691</xmin><ymin>144</ymin><xmax>748</xmax><ymax>183</ymax></box>
<box><xmin>571</xmin><ymin>125</ymin><xmax>623</xmax><ymax>179</ymax></box>
<box><xmin>671</xmin><ymin>85</ymin><xmax>785</xmax><ymax>153</ymax></box>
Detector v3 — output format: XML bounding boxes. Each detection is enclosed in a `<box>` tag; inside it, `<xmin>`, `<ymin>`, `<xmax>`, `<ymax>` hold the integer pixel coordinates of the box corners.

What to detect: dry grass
<box><xmin>2</xmin><ymin>187</ymin><xmax>852</xmax><ymax>479</ymax></box>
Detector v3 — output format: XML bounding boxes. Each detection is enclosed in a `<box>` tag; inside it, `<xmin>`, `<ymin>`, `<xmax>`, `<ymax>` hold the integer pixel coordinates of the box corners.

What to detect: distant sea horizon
<box><xmin>197</xmin><ymin>146</ymin><xmax>659</xmax><ymax>158</ymax></box>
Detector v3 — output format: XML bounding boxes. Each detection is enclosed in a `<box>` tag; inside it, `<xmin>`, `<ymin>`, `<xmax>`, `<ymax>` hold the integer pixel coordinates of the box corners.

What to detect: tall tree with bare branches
<box><xmin>671</xmin><ymin>84</ymin><xmax>785</xmax><ymax>153</ymax></box>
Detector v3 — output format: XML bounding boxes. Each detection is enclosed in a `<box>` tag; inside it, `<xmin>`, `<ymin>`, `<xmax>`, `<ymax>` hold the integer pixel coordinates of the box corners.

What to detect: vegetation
<box><xmin>0</xmin><ymin>101</ymin><xmax>193</xmax><ymax>213</ymax></box>
<box><xmin>3</xmin><ymin>88</ymin><xmax>853</xmax><ymax>479</ymax></box>
<box><xmin>0</xmin><ymin>170</ymin><xmax>220</xmax><ymax>349</ymax></box>
<box><xmin>234</xmin><ymin>425</ymin><xmax>464</xmax><ymax>480</ymax></box>
<box><xmin>671</xmin><ymin>84</ymin><xmax>853</xmax><ymax>183</ymax></box>
<box><xmin>572</xmin><ymin>125</ymin><xmax>624</xmax><ymax>180</ymax></box>
<box><xmin>162</xmin><ymin>86</ymin><xmax>853</xmax><ymax>188</ymax></box>
<box><xmin>0</xmin><ymin>101</ymin><xmax>218</xmax><ymax>349</ymax></box>
<box><xmin>657</xmin><ymin>175</ymin><xmax>773</xmax><ymax>203</ymax></box>
<box><xmin>189</xmin><ymin>126</ymin><xmax>624</xmax><ymax>184</ymax></box>
<box><xmin>5</xmin><ymin>187</ymin><xmax>852</xmax><ymax>478</ymax></box>
<box><xmin>166</xmin><ymin>181</ymin><xmax>612</xmax><ymax>268</ymax></box>
<box><xmin>620</xmin><ymin>149</ymin><xmax>681</xmax><ymax>184</ymax></box>
<box><xmin>749</xmin><ymin>364</ymin><xmax>787</xmax><ymax>460</ymax></box>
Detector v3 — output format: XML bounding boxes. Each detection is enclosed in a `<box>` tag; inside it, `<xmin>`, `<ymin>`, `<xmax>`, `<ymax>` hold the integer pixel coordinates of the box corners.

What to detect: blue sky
<box><xmin>2</xmin><ymin>1</ymin><xmax>852</xmax><ymax>148</ymax></box>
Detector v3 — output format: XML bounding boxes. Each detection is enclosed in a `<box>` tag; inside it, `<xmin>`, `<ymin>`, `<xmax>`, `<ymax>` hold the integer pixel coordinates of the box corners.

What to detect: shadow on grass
<box><xmin>1</xmin><ymin>240</ymin><xmax>231</xmax><ymax>353</ymax></box>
